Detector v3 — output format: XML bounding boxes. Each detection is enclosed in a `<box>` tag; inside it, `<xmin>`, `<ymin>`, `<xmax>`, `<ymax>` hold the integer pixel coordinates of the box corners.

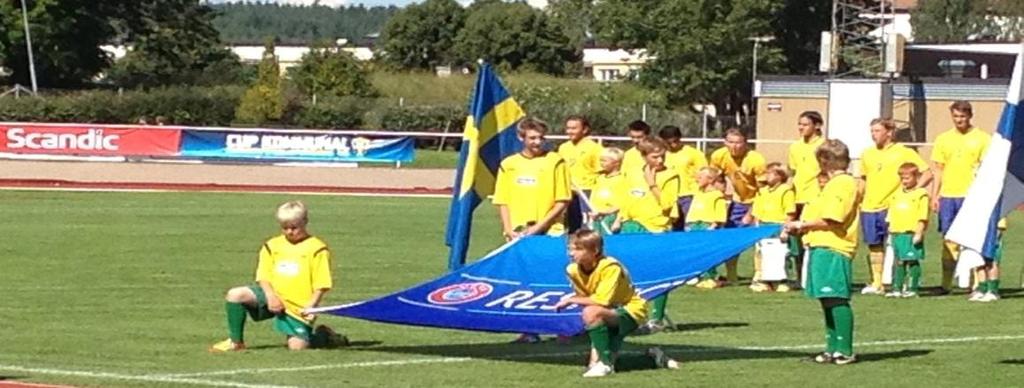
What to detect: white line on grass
<box><xmin>0</xmin><ymin>364</ymin><xmax>297</xmax><ymax>388</ymax></box>
<box><xmin>0</xmin><ymin>186</ymin><xmax>451</xmax><ymax>198</ymax></box>
<box><xmin>155</xmin><ymin>333</ymin><xmax>1024</xmax><ymax>378</ymax></box>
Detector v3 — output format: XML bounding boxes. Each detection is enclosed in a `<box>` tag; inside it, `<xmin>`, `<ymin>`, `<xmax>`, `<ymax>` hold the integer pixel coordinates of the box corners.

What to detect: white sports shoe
<box><xmin>860</xmin><ymin>285</ymin><xmax>883</xmax><ymax>295</ymax></box>
<box><xmin>968</xmin><ymin>291</ymin><xmax>985</xmax><ymax>302</ymax></box>
<box><xmin>648</xmin><ymin>347</ymin><xmax>681</xmax><ymax>369</ymax></box>
<box><xmin>978</xmin><ymin>292</ymin><xmax>999</xmax><ymax>302</ymax></box>
<box><xmin>582</xmin><ymin>361</ymin><xmax>614</xmax><ymax>377</ymax></box>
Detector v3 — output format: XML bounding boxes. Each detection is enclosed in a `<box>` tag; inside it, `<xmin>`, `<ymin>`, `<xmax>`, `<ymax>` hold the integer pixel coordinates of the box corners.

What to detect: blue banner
<box><xmin>180</xmin><ymin>130</ymin><xmax>414</xmax><ymax>163</ymax></box>
<box><xmin>315</xmin><ymin>226</ymin><xmax>779</xmax><ymax>335</ymax></box>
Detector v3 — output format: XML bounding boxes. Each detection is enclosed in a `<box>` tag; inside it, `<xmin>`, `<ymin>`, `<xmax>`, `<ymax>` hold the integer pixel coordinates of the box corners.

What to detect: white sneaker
<box><xmin>884</xmin><ymin>291</ymin><xmax>901</xmax><ymax>298</ymax></box>
<box><xmin>978</xmin><ymin>292</ymin><xmax>999</xmax><ymax>302</ymax></box>
<box><xmin>968</xmin><ymin>292</ymin><xmax>985</xmax><ymax>302</ymax></box>
<box><xmin>582</xmin><ymin>361</ymin><xmax>614</xmax><ymax>377</ymax></box>
<box><xmin>860</xmin><ymin>285</ymin><xmax>883</xmax><ymax>295</ymax></box>
<box><xmin>901</xmin><ymin>291</ymin><xmax>919</xmax><ymax>298</ymax></box>
<box><xmin>648</xmin><ymin>347</ymin><xmax>681</xmax><ymax>369</ymax></box>
<box><xmin>685</xmin><ymin>278</ymin><xmax>700</xmax><ymax>286</ymax></box>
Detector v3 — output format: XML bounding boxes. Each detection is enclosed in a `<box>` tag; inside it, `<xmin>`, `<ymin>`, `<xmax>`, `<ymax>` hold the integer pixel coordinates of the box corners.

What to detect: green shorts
<box><xmin>608</xmin><ymin>307</ymin><xmax>640</xmax><ymax>353</ymax></box>
<box><xmin>804</xmin><ymin>248</ymin><xmax>853</xmax><ymax>300</ymax></box>
<box><xmin>891</xmin><ymin>233</ymin><xmax>925</xmax><ymax>261</ymax></box>
<box><xmin>247</xmin><ymin>285</ymin><xmax>313</xmax><ymax>341</ymax></box>
<box><xmin>619</xmin><ymin>220</ymin><xmax>649</xmax><ymax>234</ymax></box>
<box><xmin>686</xmin><ymin>221</ymin><xmax>712</xmax><ymax>231</ymax></box>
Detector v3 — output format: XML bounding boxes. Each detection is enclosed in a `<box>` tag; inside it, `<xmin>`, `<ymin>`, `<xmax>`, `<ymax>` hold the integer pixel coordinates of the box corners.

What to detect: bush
<box><xmin>0</xmin><ymin>86</ymin><xmax>243</xmax><ymax>125</ymax></box>
<box><xmin>294</xmin><ymin>97</ymin><xmax>368</xmax><ymax>129</ymax></box>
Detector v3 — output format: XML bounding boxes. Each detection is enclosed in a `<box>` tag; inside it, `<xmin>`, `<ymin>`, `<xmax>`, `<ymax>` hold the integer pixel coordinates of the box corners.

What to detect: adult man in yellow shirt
<box><xmin>789</xmin><ymin>111</ymin><xmax>826</xmax><ymax>211</ymax></box>
<box><xmin>659</xmin><ymin>125</ymin><xmax>708</xmax><ymax>230</ymax></box>
<box><xmin>558</xmin><ymin>115</ymin><xmax>604</xmax><ymax>232</ymax></box>
<box><xmin>857</xmin><ymin>118</ymin><xmax>931</xmax><ymax>295</ymax></box>
<box><xmin>930</xmin><ymin>101</ymin><xmax>991</xmax><ymax>293</ymax></box>
<box><xmin>709</xmin><ymin>128</ymin><xmax>767</xmax><ymax>283</ymax></box>
<box><xmin>621</xmin><ymin>120</ymin><xmax>651</xmax><ymax>177</ymax></box>
<box><xmin>493</xmin><ymin>117</ymin><xmax>572</xmax><ymax>241</ymax></box>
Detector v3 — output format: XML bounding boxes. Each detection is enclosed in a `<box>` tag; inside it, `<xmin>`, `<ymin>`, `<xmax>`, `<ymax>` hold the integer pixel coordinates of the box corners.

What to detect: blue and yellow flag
<box><xmin>445</xmin><ymin>64</ymin><xmax>525</xmax><ymax>270</ymax></box>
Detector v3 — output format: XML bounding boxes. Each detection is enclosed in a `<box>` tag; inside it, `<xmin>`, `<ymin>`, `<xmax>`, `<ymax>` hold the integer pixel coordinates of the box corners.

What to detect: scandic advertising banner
<box><xmin>0</xmin><ymin>124</ymin><xmax>181</xmax><ymax>156</ymax></box>
<box><xmin>179</xmin><ymin>129</ymin><xmax>415</xmax><ymax>163</ymax></box>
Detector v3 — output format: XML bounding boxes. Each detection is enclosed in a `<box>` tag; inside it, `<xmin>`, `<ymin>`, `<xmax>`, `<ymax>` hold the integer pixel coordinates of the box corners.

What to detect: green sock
<box><xmin>226</xmin><ymin>302</ymin><xmax>248</xmax><ymax>343</ymax></box>
<box><xmin>831</xmin><ymin>303</ymin><xmax>854</xmax><ymax>356</ymax></box>
<box><xmin>650</xmin><ymin>294</ymin><xmax>668</xmax><ymax>321</ymax></box>
<box><xmin>892</xmin><ymin>264</ymin><xmax>906</xmax><ymax>292</ymax></box>
<box><xmin>587</xmin><ymin>323</ymin><xmax>613</xmax><ymax>365</ymax></box>
<box><xmin>908</xmin><ymin>262</ymin><xmax>922</xmax><ymax>292</ymax></box>
<box><xmin>607</xmin><ymin>325</ymin><xmax>623</xmax><ymax>354</ymax></box>
<box><xmin>823</xmin><ymin>305</ymin><xmax>836</xmax><ymax>354</ymax></box>
<box><xmin>979</xmin><ymin>280</ymin><xmax>991</xmax><ymax>293</ymax></box>
<box><xmin>990</xmin><ymin>279</ymin><xmax>1000</xmax><ymax>295</ymax></box>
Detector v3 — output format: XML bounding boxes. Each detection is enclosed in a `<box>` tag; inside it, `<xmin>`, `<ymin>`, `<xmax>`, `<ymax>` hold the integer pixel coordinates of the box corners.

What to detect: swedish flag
<box><xmin>445</xmin><ymin>64</ymin><xmax>525</xmax><ymax>270</ymax></box>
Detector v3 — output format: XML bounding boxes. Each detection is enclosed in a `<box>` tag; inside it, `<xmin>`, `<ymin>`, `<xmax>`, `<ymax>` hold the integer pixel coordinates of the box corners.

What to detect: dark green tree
<box><xmin>377</xmin><ymin>0</ymin><xmax>466</xmax><ymax>70</ymax></box>
<box><xmin>911</xmin><ymin>0</ymin><xmax>991</xmax><ymax>43</ymax></box>
<box><xmin>454</xmin><ymin>1</ymin><xmax>578</xmax><ymax>75</ymax></box>
<box><xmin>592</xmin><ymin>0</ymin><xmax>783</xmax><ymax>107</ymax></box>
<box><xmin>105</xmin><ymin>0</ymin><xmax>245</xmax><ymax>88</ymax></box>
<box><xmin>772</xmin><ymin>0</ymin><xmax>831</xmax><ymax>74</ymax></box>
<box><xmin>0</xmin><ymin>0</ymin><xmax>121</xmax><ymax>87</ymax></box>
<box><xmin>290</xmin><ymin>40</ymin><xmax>377</xmax><ymax>98</ymax></box>
<box><xmin>211</xmin><ymin>3</ymin><xmax>397</xmax><ymax>45</ymax></box>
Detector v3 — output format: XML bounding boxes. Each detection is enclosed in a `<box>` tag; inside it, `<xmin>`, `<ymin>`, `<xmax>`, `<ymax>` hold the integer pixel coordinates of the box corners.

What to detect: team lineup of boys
<box><xmin>210</xmin><ymin>101</ymin><xmax>1007</xmax><ymax>377</ymax></box>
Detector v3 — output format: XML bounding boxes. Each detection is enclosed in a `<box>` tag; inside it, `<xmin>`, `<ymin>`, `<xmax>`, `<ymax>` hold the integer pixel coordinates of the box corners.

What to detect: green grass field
<box><xmin>1</xmin><ymin>190</ymin><xmax>1022</xmax><ymax>387</ymax></box>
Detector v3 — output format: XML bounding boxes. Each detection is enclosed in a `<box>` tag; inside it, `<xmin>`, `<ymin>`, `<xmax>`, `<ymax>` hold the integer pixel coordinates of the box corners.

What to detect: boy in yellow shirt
<box><xmin>885</xmin><ymin>163</ymin><xmax>930</xmax><ymax>298</ymax></box>
<box><xmin>659</xmin><ymin>125</ymin><xmax>708</xmax><ymax>230</ymax></box>
<box><xmin>494</xmin><ymin>117</ymin><xmax>572</xmax><ymax>241</ymax></box>
<box><xmin>210</xmin><ymin>201</ymin><xmax>342</xmax><ymax>352</ymax></box>
<box><xmin>785</xmin><ymin>139</ymin><xmax>860</xmax><ymax>365</ymax></box>
<box><xmin>621</xmin><ymin>120</ymin><xmax>652</xmax><ymax>177</ymax></box>
<box><xmin>555</xmin><ymin>230</ymin><xmax>680</xmax><ymax>377</ymax></box>
<box><xmin>612</xmin><ymin>137</ymin><xmax>679</xmax><ymax>331</ymax></box>
<box><xmin>931</xmin><ymin>101</ymin><xmax>991</xmax><ymax>293</ymax></box>
<box><xmin>588</xmin><ymin>147</ymin><xmax>627</xmax><ymax>235</ymax></box>
<box><xmin>746</xmin><ymin>162</ymin><xmax>797</xmax><ymax>292</ymax></box>
<box><xmin>688</xmin><ymin>167</ymin><xmax>730</xmax><ymax>289</ymax></box>
<box><xmin>559</xmin><ymin>115</ymin><xmax>604</xmax><ymax>232</ymax></box>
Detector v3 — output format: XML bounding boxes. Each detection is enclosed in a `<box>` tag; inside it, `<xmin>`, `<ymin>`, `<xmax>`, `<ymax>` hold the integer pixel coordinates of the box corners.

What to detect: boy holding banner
<box><xmin>555</xmin><ymin>230</ymin><xmax>680</xmax><ymax>377</ymax></box>
<box><xmin>746</xmin><ymin>162</ymin><xmax>797</xmax><ymax>292</ymax></box>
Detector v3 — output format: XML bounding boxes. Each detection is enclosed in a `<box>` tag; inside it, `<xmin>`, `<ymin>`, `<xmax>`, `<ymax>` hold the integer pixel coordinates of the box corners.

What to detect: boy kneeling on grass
<box><xmin>554</xmin><ymin>230</ymin><xmax>680</xmax><ymax>377</ymax></box>
<box><xmin>210</xmin><ymin>200</ymin><xmax>345</xmax><ymax>352</ymax></box>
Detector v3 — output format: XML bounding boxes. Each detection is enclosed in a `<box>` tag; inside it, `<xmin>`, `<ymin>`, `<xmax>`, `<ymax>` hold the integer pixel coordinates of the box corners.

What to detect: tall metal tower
<box><xmin>830</xmin><ymin>0</ymin><xmax>897</xmax><ymax>78</ymax></box>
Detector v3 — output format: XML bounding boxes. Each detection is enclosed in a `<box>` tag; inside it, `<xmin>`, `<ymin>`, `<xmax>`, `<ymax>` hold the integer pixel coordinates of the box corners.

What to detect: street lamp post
<box><xmin>20</xmin><ymin>0</ymin><xmax>38</xmax><ymax>94</ymax></box>
<box><xmin>747</xmin><ymin>36</ymin><xmax>774</xmax><ymax>123</ymax></box>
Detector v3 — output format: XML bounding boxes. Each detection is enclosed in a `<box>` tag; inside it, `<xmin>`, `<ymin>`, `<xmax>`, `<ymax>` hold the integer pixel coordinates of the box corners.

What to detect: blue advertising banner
<box><xmin>180</xmin><ymin>130</ymin><xmax>414</xmax><ymax>163</ymax></box>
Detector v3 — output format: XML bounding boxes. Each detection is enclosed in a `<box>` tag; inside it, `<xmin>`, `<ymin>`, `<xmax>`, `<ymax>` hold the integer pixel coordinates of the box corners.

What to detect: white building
<box><xmin>582</xmin><ymin>48</ymin><xmax>650</xmax><ymax>81</ymax></box>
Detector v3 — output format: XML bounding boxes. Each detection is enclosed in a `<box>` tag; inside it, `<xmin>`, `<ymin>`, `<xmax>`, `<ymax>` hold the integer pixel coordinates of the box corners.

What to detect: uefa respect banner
<box><xmin>180</xmin><ymin>129</ymin><xmax>415</xmax><ymax>163</ymax></box>
<box><xmin>0</xmin><ymin>124</ymin><xmax>181</xmax><ymax>157</ymax></box>
<box><xmin>312</xmin><ymin>226</ymin><xmax>779</xmax><ymax>335</ymax></box>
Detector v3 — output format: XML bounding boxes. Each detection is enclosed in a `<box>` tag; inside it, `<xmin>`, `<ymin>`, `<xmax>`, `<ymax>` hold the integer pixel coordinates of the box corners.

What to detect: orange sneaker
<box><xmin>209</xmin><ymin>338</ymin><xmax>246</xmax><ymax>353</ymax></box>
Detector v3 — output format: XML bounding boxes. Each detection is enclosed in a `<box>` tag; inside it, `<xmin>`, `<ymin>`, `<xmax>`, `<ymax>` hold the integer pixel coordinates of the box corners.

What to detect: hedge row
<box><xmin>0</xmin><ymin>87</ymin><xmax>698</xmax><ymax>136</ymax></box>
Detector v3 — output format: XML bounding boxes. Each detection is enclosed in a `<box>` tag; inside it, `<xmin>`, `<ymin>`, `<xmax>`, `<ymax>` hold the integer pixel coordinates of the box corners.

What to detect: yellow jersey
<box><xmin>804</xmin><ymin>174</ymin><xmax>860</xmax><ymax>257</ymax></box>
<box><xmin>619</xmin><ymin>168</ymin><xmax>680</xmax><ymax>232</ymax></box>
<box><xmin>788</xmin><ymin>135</ymin><xmax>825</xmax><ymax>204</ymax></box>
<box><xmin>255</xmin><ymin>235</ymin><xmax>332</xmax><ymax>324</ymax></box>
<box><xmin>666</xmin><ymin>145</ymin><xmax>708</xmax><ymax>196</ymax></box>
<box><xmin>709</xmin><ymin>147</ymin><xmax>767</xmax><ymax>204</ymax></box>
<box><xmin>588</xmin><ymin>172</ymin><xmax>627</xmax><ymax>214</ymax></box>
<box><xmin>688</xmin><ymin>188</ymin><xmax>728</xmax><ymax>224</ymax></box>
<box><xmin>621</xmin><ymin>147</ymin><xmax>645</xmax><ymax>177</ymax></box>
<box><xmin>752</xmin><ymin>183</ymin><xmax>796</xmax><ymax>224</ymax></box>
<box><xmin>493</xmin><ymin>152</ymin><xmax>572</xmax><ymax>234</ymax></box>
<box><xmin>557</xmin><ymin>137</ymin><xmax>603</xmax><ymax>190</ymax></box>
<box><xmin>887</xmin><ymin>187</ymin><xmax>929</xmax><ymax>233</ymax></box>
<box><xmin>566</xmin><ymin>256</ymin><xmax>647</xmax><ymax>323</ymax></box>
<box><xmin>932</xmin><ymin>128</ymin><xmax>991</xmax><ymax>197</ymax></box>
<box><xmin>859</xmin><ymin>143</ymin><xmax>929</xmax><ymax>211</ymax></box>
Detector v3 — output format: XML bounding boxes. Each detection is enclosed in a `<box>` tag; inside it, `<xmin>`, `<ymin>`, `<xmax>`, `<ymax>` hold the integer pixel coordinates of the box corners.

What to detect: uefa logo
<box><xmin>426</xmin><ymin>282</ymin><xmax>494</xmax><ymax>305</ymax></box>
